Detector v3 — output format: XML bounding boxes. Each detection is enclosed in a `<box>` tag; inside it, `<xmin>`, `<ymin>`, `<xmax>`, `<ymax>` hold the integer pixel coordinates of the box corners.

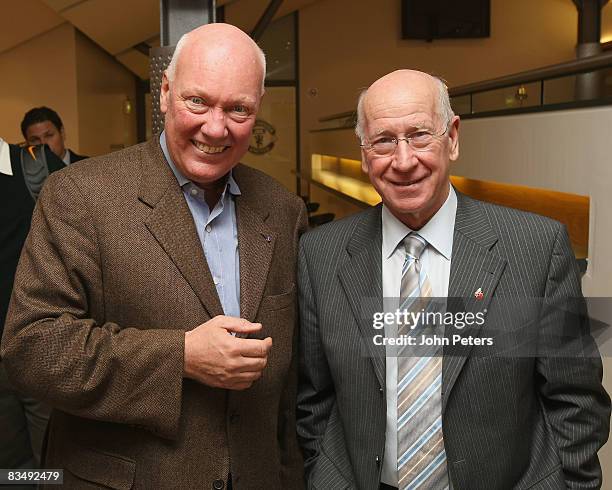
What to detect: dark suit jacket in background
<box><xmin>297</xmin><ymin>193</ymin><xmax>610</xmax><ymax>490</ymax></box>
<box><xmin>1</xmin><ymin>138</ymin><xmax>307</xmax><ymax>489</ymax></box>
<box><xmin>67</xmin><ymin>149</ymin><xmax>87</xmax><ymax>163</ymax></box>
<box><xmin>0</xmin><ymin>143</ymin><xmax>65</xmax><ymax>336</ymax></box>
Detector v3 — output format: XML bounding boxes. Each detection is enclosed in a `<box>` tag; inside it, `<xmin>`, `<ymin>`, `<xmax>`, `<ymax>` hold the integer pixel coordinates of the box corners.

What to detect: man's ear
<box><xmin>160</xmin><ymin>72</ymin><xmax>170</xmax><ymax>114</ymax></box>
<box><xmin>60</xmin><ymin>126</ymin><xmax>66</xmax><ymax>143</ymax></box>
<box><xmin>448</xmin><ymin>115</ymin><xmax>460</xmax><ymax>162</ymax></box>
<box><xmin>361</xmin><ymin>150</ymin><xmax>370</xmax><ymax>174</ymax></box>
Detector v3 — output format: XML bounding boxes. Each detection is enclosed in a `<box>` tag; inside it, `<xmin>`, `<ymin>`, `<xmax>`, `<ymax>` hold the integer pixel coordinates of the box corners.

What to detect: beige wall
<box><xmin>75</xmin><ymin>30</ymin><xmax>137</xmax><ymax>157</ymax></box>
<box><xmin>299</xmin><ymin>0</ymin><xmax>581</xmax><ymax>173</ymax></box>
<box><xmin>0</xmin><ymin>23</ymin><xmax>79</xmax><ymax>148</ymax></box>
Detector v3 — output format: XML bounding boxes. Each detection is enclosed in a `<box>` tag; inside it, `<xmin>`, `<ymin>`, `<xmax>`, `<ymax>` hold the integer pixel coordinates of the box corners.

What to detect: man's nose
<box><xmin>391</xmin><ymin>138</ymin><xmax>418</xmax><ymax>170</ymax></box>
<box><xmin>201</xmin><ymin>107</ymin><xmax>228</xmax><ymax>140</ymax></box>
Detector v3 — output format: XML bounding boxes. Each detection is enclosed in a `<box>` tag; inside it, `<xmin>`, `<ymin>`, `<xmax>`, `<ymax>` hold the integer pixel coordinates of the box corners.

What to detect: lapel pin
<box><xmin>262</xmin><ymin>234</ymin><xmax>272</xmax><ymax>242</ymax></box>
<box><xmin>474</xmin><ymin>288</ymin><xmax>484</xmax><ymax>300</ymax></box>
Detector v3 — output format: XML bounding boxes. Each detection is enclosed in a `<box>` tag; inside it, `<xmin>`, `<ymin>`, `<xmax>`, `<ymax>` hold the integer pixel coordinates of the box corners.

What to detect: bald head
<box><xmin>356</xmin><ymin>70</ymin><xmax>453</xmax><ymax>140</ymax></box>
<box><xmin>159</xmin><ymin>23</ymin><xmax>267</xmax><ymax>194</ymax></box>
<box><xmin>166</xmin><ymin>23</ymin><xmax>266</xmax><ymax>93</ymax></box>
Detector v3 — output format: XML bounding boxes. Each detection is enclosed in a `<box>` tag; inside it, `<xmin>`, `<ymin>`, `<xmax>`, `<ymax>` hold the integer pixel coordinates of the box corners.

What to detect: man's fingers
<box><xmin>233</xmin><ymin>355</ymin><xmax>267</xmax><ymax>373</ymax></box>
<box><xmin>237</xmin><ymin>337</ymin><xmax>272</xmax><ymax>358</ymax></box>
<box><xmin>216</xmin><ymin>316</ymin><xmax>262</xmax><ymax>334</ymax></box>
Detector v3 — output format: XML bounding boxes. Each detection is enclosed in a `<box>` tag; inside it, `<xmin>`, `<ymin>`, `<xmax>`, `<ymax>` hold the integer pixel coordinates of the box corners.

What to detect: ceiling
<box><xmin>0</xmin><ymin>0</ymin><xmax>309</xmax><ymax>80</ymax></box>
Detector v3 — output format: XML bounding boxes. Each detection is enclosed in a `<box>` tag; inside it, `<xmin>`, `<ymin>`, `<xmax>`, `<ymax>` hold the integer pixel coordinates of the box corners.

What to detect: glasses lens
<box><xmin>409</xmin><ymin>132</ymin><xmax>434</xmax><ymax>150</ymax></box>
<box><xmin>371</xmin><ymin>140</ymin><xmax>396</xmax><ymax>156</ymax></box>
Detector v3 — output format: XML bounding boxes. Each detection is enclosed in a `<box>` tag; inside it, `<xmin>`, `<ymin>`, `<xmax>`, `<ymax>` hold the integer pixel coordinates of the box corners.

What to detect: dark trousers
<box><xmin>0</xmin><ymin>361</ymin><xmax>50</xmax><ymax>468</ymax></box>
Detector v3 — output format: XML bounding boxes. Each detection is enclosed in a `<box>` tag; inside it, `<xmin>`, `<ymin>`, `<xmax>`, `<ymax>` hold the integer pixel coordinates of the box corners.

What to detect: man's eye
<box><xmin>373</xmin><ymin>137</ymin><xmax>394</xmax><ymax>145</ymax></box>
<box><xmin>411</xmin><ymin>131</ymin><xmax>432</xmax><ymax>140</ymax></box>
<box><xmin>189</xmin><ymin>96</ymin><xmax>205</xmax><ymax>105</ymax></box>
<box><xmin>232</xmin><ymin>105</ymin><xmax>247</xmax><ymax>114</ymax></box>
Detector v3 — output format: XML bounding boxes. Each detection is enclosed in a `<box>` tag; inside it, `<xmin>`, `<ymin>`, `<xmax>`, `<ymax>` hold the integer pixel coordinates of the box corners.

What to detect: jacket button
<box><xmin>375</xmin><ymin>455</ymin><xmax>381</xmax><ymax>466</ymax></box>
<box><xmin>212</xmin><ymin>479</ymin><xmax>224</xmax><ymax>490</ymax></box>
<box><xmin>230</xmin><ymin>412</ymin><xmax>240</xmax><ymax>423</ymax></box>
<box><xmin>379</xmin><ymin>387</ymin><xmax>384</xmax><ymax>394</ymax></box>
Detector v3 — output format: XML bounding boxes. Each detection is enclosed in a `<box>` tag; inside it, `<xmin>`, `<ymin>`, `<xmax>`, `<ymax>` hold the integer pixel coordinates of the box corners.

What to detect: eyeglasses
<box><xmin>360</xmin><ymin>120</ymin><xmax>451</xmax><ymax>157</ymax></box>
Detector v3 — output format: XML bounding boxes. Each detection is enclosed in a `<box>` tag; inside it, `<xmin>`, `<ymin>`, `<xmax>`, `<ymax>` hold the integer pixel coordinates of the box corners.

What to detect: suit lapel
<box><xmin>139</xmin><ymin>139</ymin><xmax>224</xmax><ymax>319</ymax></box>
<box><xmin>233</xmin><ymin>165</ymin><xmax>276</xmax><ymax>326</ymax></box>
<box><xmin>442</xmin><ymin>192</ymin><xmax>507</xmax><ymax>412</ymax></box>
<box><xmin>338</xmin><ymin>206</ymin><xmax>386</xmax><ymax>389</ymax></box>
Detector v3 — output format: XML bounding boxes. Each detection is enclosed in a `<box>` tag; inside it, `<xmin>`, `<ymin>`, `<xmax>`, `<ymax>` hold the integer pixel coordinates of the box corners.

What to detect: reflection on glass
<box><xmin>471</xmin><ymin>82</ymin><xmax>541</xmax><ymax>113</ymax></box>
<box><xmin>259</xmin><ymin>14</ymin><xmax>296</xmax><ymax>82</ymax></box>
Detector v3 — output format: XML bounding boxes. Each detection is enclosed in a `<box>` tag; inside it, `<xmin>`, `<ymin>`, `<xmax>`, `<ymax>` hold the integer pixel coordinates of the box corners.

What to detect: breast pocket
<box><xmin>260</xmin><ymin>284</ymin><xmax>296</xmax><ymax>312</ymax></box>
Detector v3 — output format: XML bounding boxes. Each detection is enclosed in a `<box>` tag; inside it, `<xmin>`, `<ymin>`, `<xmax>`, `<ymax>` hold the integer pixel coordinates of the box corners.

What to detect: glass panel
<box><xmin>544</xmin><ymin>69</ymin><xmax>612</xmax><ymax>104</ymax></box>
<box><xmin>472</xmin><ymin>81</ymin><xmax>541</xmax><ymax>113</ymax></box>
<box><xmin>259</xmin><ymin>14</ymin><xmax>296</xmax><ymax>82</ymax></box>
<box><xmin>450</xmin><ymin>95</ymin><xmax>471</xmax><ymax>116</ymax></box>
<box><xmin>543</xmin><ymin>74</ymin><xmax>576</xmax><ymax>105</ymax></box>
<box><xmin>604</xmin><ymin>67</ymin><xmax>612</xmax><ymax>97</ymax></box>
<box><xmin>241</xmin><ymin>87</ymin><xmax>297</xmax><ymax>193</ymax></box>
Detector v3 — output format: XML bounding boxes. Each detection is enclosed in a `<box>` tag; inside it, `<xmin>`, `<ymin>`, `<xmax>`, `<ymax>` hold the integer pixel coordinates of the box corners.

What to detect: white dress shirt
<box><xmin>380</xmin><ymin>185</ymin><xmax>457</xmax><ymax>486</ymax></box>
<box><xmin>0</xmin><ymin>138</ymin><xmax>12</xmax><ymax>176</ymax></box>
<box><xmin>62</xmin><ymin>150</ymin><xmax>71</xmax><ymax>165</ymax></box>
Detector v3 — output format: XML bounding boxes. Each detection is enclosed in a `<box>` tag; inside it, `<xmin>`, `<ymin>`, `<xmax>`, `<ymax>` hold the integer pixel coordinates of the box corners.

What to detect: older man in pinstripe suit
<box><xmin>297</xmin><ymin>70</ymin><xmax>610</xmax><ymax>490</ymax></box>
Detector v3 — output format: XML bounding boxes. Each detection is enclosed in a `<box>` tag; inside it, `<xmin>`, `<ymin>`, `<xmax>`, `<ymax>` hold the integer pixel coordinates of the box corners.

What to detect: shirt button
<box><xmin>213</xmin><ymin>276</ymin><xmax>220</xmax><ymax>285</ymax></box>
<box><xmin>212</xmin><ymin>480</ymin><xmax>224</xmax><ymax>490</ymax></box>
<box><xmin>190</xmin><ymin>188</ymin><xmax>198</xmax><ymax>196</ymax></box>
<box><xmin>206</xmin><ymin>225</ymin><xmax>212</xmax><ymax>233</ymax></box>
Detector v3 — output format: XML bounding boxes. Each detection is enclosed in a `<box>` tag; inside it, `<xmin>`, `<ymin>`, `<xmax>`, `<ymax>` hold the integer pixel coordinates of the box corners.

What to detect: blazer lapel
<box><xmin>233</xmin><ymin>165</ymin><xmax>276</xmax><ymax>326</ymax></box>
<box><xmin>139</xmin><ymin>139</ymin><xmax>224</xmax><ymax>319</ymax></box>
<box><xmin>442</xmin><ymin>192</ymin><xmax>507</xmax><ymax>412</ymax></box>
<box><xmin>338</xmin><ymin>206</ymin><xmax>386</xmax><ymax>389</ymax></box>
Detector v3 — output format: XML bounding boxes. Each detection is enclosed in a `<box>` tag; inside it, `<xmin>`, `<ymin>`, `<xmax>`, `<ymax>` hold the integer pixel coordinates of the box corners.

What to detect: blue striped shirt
<box><xmin>160</xmin><ymin>131</ymin><xmax>241</xmax><ymax>318</ymax></box>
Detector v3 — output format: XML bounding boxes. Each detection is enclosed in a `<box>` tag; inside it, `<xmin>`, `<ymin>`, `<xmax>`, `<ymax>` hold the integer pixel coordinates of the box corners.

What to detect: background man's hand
<box><xmin>183</xmin><ymin>315</ymin><xmax>272</xmax><ymax>390</ymax></box>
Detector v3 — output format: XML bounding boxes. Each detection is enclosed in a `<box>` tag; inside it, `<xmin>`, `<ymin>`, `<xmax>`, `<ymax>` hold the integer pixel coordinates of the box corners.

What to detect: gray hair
<box><xmin>165</xmin><ymin>31</ymin><xmax>267</xmax><ymax>94</ymax></box>
<box><xmin>355</xmin><ymin>76</ymin><xmax>455</xmax><ymax>141</ymax></box>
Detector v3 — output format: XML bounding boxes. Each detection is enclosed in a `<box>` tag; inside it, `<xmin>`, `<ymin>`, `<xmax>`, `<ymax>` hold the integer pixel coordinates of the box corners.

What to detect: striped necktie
<box><xmin>397</xmin><ymin>233</ymin><xmax>448</xmax><ymax>490</ymax></box>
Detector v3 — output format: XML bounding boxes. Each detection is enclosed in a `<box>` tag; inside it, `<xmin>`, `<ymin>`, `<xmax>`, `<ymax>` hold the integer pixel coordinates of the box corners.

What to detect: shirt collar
<box><xmin>62</xmin><ymin>149</ymin><xmax>70</xmax><ymax>165</ymax></box>
<box><xmin>382</xmin><ymin>184</ymin><xmax>457</xmax><ymax>261</ymax></box>
<box><xmin>0</xmin><ymin>138</ymin><xmax>12</xmax><ymax>176</ymax></box>
<box><xmin>159</xmin><ymin>131</ymin><xmax>241</xmax><ymax>197</ymax></box>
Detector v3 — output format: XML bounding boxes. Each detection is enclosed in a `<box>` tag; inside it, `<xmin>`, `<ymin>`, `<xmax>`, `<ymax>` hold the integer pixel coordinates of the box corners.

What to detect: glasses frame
<box><xmin>360</xmin><ymin>118</ymin><xmax>453</xmax><ymax>156</ymax></box>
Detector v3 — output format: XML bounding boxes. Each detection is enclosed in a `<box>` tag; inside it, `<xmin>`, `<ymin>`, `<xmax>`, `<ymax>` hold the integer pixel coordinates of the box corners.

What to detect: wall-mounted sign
<box><xmin>249</xmin><ymin>119</ymin><xmax>277</xmax><ymax>155</ymax></box>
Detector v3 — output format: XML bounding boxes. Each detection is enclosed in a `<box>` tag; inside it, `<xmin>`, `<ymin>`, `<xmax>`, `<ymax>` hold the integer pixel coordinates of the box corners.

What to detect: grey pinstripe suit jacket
<box><xmin>297</xmin><ymin>192</ymin><xmax>610</xmax><ymax>490</ymax></box>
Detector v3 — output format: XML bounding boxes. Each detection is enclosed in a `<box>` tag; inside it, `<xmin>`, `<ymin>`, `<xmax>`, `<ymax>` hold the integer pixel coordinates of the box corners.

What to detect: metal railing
<box><xmin>318</xmin><ymin>51</ymin><xmax>612</xmax><ymax>126</ymax></box>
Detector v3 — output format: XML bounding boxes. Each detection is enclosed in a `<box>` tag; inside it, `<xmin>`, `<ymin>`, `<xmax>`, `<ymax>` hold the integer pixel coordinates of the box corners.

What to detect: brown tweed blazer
<box><xmin>1</xmin><ymin>138</ymin><xmax>307</xmax><ymax>489</ymax></box>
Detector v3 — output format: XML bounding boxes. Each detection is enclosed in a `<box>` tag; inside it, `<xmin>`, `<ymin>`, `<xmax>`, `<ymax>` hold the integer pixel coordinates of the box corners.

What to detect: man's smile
<box><xmin>388</xmin><ymin>174</ymin><xmax>427</xmax><ymax>187</ymax></box>
<box><xmin>191</xmin><ymin>139</ymin><xmax>228</xmax><ymax>154</ymax></box>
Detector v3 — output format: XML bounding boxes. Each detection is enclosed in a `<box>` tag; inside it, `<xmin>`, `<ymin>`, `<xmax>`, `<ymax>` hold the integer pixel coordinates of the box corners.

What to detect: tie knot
<box><xmin>403</xmin><ymin>233</ymin><xmax>427</xmax><ymax>260</ymax></box>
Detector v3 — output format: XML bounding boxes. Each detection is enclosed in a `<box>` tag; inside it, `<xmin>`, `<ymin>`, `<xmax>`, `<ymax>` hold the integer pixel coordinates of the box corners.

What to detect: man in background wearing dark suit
<box><xmin>21</xmin><ymin>106</ymin><xmax>87</xmax><ymax>164</ymax></box>
<box><xmin>1</xmin><ymin>137</ymin><xmax>65</xmax><ymax>472</ymax></box>
<box><xmin>3</xmin><ymin>24</ymin><xmax>306</xmax><ymax>489</ymax></box>
<box><xmin>297</xmin><ymin>70</ymin><xmax>610</xmax><ymax>489</ymax></box>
